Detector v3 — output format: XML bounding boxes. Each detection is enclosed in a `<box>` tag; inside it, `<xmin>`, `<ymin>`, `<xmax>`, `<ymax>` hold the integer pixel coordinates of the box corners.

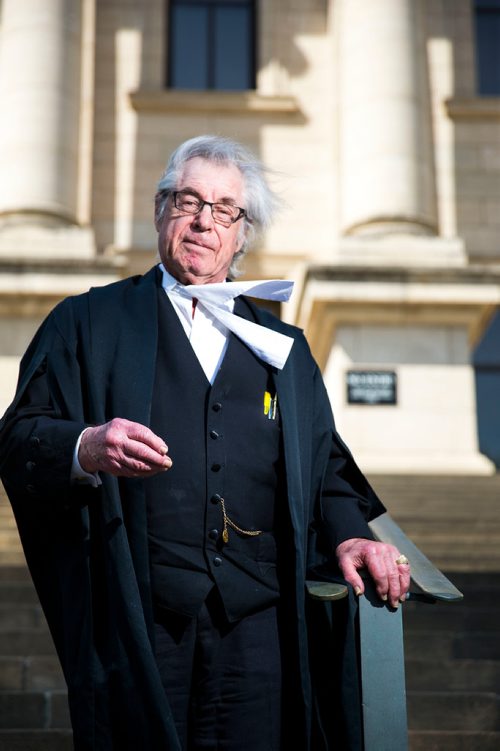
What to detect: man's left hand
<box><xmin>336</xmin><ymin>538</ymin><xmax>411</xmax><ymax>608</ymax></box>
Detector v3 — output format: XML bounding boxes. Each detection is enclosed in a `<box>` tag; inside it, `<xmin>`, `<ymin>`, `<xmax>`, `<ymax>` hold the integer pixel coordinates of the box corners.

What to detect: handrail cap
<box><xmin>306</xmin><ymin>581</ymin><xmax>349</xmax><ymax>601</ymax></box>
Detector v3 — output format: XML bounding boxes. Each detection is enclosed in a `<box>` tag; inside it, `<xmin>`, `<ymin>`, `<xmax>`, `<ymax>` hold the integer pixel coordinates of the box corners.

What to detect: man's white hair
<box><xmin>155</xmin><ymin>135</ymin><xmax>281</xmax><ymax>277</ymax></box>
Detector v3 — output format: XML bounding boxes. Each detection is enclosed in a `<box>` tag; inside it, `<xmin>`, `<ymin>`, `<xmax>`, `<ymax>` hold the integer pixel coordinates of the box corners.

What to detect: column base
<box><xmin>334</xmin><ymin>236</ymin><xmax>467</xmax><ymax>268</ymax></box>
<box><xmin>354</xmin><ymin>452</ymin><xmax>496</xmax><ymax>476</ymax></box>
<box><xmin>0</xmin><ymin>223</ymin><xmax>96</xmax><ymax>259</ymax></box>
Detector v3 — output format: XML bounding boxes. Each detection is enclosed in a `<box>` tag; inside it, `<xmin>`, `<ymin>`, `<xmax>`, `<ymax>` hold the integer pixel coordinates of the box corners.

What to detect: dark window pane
<box><xmin>475</xmin><ymin>2</ymin><xmax>500</xmax><ymax>95</ymax></box>
<box><xmin>175</xmin><ymin>0</ymin><xmax>250</xmax><ymax>4</ymax></box>
<box><xmin>169</xmin><ymin>6</ymin><xmax>209</xmax><ymax>89</ymax></box>
<box><xmin>214</xmin><ymin>6</ymin><xmax>253</xmax><ymax>89</ymax></box>
<box><xmin>168</xmin><ymin>0</ymin><xmax>255</xmax><ymax>91</ymax></box>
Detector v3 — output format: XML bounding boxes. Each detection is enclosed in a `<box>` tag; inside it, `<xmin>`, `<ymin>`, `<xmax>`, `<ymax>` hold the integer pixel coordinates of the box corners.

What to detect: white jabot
<box><xmin>161</xmin><ymin>265</ymin><xmax>295</xmax><ymax>370</ymax></box>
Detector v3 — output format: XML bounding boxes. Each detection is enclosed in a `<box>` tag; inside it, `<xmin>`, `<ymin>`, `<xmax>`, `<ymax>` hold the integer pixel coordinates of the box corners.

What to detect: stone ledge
<box><xmin>0</xmin><ymin>255</ymin><xmax>124</xmax><ymax>273</ymax></box>
<box><xmin>129</xmin><ymin>88</ymin><xmax>301</xmax><ymax>115</ymax></box>
<box><xmin>445</xmin><ymin>97</ymin><xmax>500</xmax><ymax>121</ymax></box>
<box><xmin>0</xmin><ymin>256</ymin><xmax>125</xmax><ymax>317</ymax></box>
<box><xmin>304</xmin><ymin>261</ymin><xmax>500</xmax><ymax>287</ymax></box>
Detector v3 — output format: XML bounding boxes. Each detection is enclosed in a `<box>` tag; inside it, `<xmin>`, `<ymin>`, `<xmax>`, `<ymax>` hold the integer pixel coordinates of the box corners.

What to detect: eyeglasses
<box><xmin>172</xmin><ymin>191</ymin><xmax>246</xmax><ymax>228</ymax></box>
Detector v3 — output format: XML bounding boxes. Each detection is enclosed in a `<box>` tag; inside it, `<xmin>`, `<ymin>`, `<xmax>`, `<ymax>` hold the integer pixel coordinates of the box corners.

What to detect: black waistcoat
<box><xmin>145</xmin><ymin>288</ymin><xmax>284</xmax><ymax>622</ymax></box>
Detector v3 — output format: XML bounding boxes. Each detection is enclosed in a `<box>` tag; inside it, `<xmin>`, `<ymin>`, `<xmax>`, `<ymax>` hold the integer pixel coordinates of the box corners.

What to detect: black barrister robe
<box><xmin>0</xmin><ymin>267</ymin><xmax>385</xmax><ymax>750</ymax></box>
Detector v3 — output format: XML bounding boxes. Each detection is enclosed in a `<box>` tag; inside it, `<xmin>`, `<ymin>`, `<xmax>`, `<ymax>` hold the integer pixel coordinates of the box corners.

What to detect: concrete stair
<box><xmin>0</xmin><ymin>490</ymin><xmax>24</xmax><ymax>567</ymax></box>
<box><xmin>370</xmin><ymin>474</ymin><xmax>500</xmax><ymax>751</ymax></box>
<box><xmin>368</xmin><ymin>474</ymin><xmax>500</xmax><ymax>571</ymax></box>
<box><xmin>0</xmin><ymin>564</ymin><xmax>72</xmax><ymax>751</ymax></box>
<box><xmin>405</xmin><ymin>576</ymin><xmax>500</xmax><ymax>750</ymax></box>
<box><xmin>1</xmin><ymin>477</ymin><xmax>500</xmax><ymax>749</ymax></box>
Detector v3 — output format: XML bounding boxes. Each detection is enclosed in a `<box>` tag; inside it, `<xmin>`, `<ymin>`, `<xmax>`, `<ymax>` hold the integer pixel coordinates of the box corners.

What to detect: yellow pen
<box><xmin>263</xmin><ymin>391</ymin><xmax>271</xmax><ymax>416</ymax></box>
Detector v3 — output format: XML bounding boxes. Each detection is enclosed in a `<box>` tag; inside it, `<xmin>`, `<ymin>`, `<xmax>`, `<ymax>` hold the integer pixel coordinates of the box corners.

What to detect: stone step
<box><xmin>0</xmin><ymin>632</ymin><xmax>57</xmax><ymax>657</ymax></box>
<box><xmin>404</xmin><ymin>630</ymin><xmax>500</xmax><ymax>661</ymax></box>
<box><xmin>0</xmin><ymin>605</ymin><xmax>45</xmax><ymax>631</ymax></box>
<box><xmin>408</xmin><ymin>530</ymin><xmax>500</xmax><ymax>546</ymax></box>
<box><xmin>0</xmin><ymin>729</ymin><xmax>497</xmax><ymax>751</ymax></box>
<box><xmin>0</xmin><ymin>552</ymin><xmax>27</xmax><ymax>566</ymax></box>
<box><xmin>443</xmin><ymin>568</ymin><xmax>500</xmax><ymax>604</ymax></box>
<box><xmin>0</xmin><ymin>691</ymin><xmax>70</xmax><ymax>730</ymax></box>
<box><xmin>0</xmin><ymin>583</ymin><xmax>40</xmax><ymax>605</ymax></box>
<box><xmin>0</xmin><ymin>688</ymin><xmax>493</xmax><ymax>738</ymax></box>
<box><xmin>407</xmin><ymin>691</ymin><xmax>500</xmax><ymax>731</ymax></box>
<box><xmin>371</xmin><ymin>496</ymin><xmax>500</xmax><ymax>511</ymax></box>
<box><xmin>395</xmin><ymin>523</ymin><xmax>500</xmax><ymax>543</ymax></box>
<box><xmin>408</xmin><ymin>730</ymin><xmax>500</xmax><ymax>751</ymax></box>
<box><xmin>403</xmin><ymin>605</ymin><xmax>500</xmax><ymax>631</ymax></box>
<box><xmin>0</xmin><ymin>567</ymin><xmax>30</xmax><ymax>583</ymax></box>
<box><xmin>0</xmin><ymin>730</ymin><xmax>73</xmax><ymax>751</ymax></box>
<box><xmin>0</xmin><ymin>506</ymin><xmax>14</xmax><ymax>520</ymax></box>
<box><xmin>0</xmin><ymin>495</ymin><xmax>22</xmax><ymax>558</ymax></box>
<box><xmin>405</xmin><ymin>659</ymin><xmax>500</xmax><ymax>693</ymax></box>
<box><xmin>410</xmin><ymin>553</ymin><xmax>498</xmax><ymax>572</ymax></box>
<box><xmin>0</xmin><ymin>513</ymin><xmax>16</xmax><ymax>529</ymax></box>
<box><xmin>408</xmin><ymin>542</ymin><xmax>500</xmax><ymax>568</ymax></box>
<box><xmin>369</xmin><ymin>477</ymin><xmax>500</xmax><ymax>513</ymax></box>
<box><xmin>0</xmin><ymin>532</ymin><xmax>22</xmax><ymax>550</ymax></box>
<box><xmin>374</xmin><ymin>487</ymin><xmax>500</xmax><ymax>504</ymax></box>
<box><xmin>401</xmin><ymin>513</ymin><xmax>500</xmax><ymax>529</ymax></box>
<box><xmin>0</xmin><ymin>657</ymin><xmax>65</xmax><ymax>692</ymax></box>
<box><xmin>366</xmin><ymin>473</ymin><xmax>500</xmax><ymax>570</ymax></box>
<box><xmin>0</xmin><ymin>488</ymin><xmax>23</xmax><ymax>559</ymax></box>
<box><xmin>370</xmin><ymin>473</ymin><xmax>500</xmax><ymax>492</ymax></box>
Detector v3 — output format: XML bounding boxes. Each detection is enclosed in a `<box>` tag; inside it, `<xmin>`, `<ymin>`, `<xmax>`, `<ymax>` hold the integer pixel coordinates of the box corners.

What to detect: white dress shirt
<box><xmin>160</xmin><ymin>264</ymin><xmax>232</xmax><ymax>384</ymax></box>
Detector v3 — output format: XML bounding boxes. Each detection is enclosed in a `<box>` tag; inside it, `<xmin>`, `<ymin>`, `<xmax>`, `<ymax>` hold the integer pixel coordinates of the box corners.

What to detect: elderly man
<box><xmin>0</xmin><ymin>135</ymin><xmax>409</xmax><ymax>751</ymax></box>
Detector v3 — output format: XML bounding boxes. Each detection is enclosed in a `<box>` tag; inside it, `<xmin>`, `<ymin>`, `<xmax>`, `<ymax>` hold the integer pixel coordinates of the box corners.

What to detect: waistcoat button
<box><xmin>209</xmin><ymin>529</ymin><xmax>219</xmax><ymax>540</ymax></box>
<box><xmin>211</xmin><ymin>493</ymin><xmax>222</xmax><ymax>504</ymax></box>
<box><xmin>213</xmin><ymin>556</ymin><xmax>222</xmax><ymax>567</ymax></box>
<box><xmin>211</xmin><ymin>463</ymin><xmax>221</xmax><ymax>472</ymax></box>
<box><xmin>209</xmin><ymin>430</ymin><xmax>219</xmax><ymax>440</ymax></box>
<box><xmin>212</xmin><ymin>402</ymin><xmax>222</xmax><ymax>412</ymax></box>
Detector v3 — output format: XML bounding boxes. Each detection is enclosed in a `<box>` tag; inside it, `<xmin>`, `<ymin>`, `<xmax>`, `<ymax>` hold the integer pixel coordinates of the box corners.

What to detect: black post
<box><xmin>358</xmin><ymin>577</ymin><xmax>408</xmax><ymax>751</ymax></box>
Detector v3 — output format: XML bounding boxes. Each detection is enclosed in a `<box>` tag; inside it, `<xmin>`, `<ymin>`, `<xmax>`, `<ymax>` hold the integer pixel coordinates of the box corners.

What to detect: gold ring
<box><xmin>395</xmin><ymin>554</ymin><xmax>409</xmax><ymax>565</ymax></box>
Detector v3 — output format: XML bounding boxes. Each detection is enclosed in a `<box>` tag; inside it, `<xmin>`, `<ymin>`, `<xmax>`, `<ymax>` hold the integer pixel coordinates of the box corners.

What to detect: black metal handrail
<box><xmin>369</xmin><ymin>512</ymin><xmax>463</xmax><ymax>603</ymax></box>
<box><xmin>306</xmin><ymin>512</ymin><xmax>464</xmax><ymax>750</ymax></box>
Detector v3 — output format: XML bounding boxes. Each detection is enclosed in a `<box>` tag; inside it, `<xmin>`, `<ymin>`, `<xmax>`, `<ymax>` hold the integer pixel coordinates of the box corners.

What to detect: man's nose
<box><xmin>192</xmin><ymin>203</ymin><xmax>213</xmax><ymax>229</ymax></box>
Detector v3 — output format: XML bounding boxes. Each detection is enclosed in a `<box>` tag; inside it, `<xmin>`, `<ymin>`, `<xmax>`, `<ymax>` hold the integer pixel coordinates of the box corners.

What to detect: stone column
<box><xmin>0</xmin><ymin>0</ymin><xmax>82</xmax><ymax>226</ymax></box>
<box><xmin>337</xmin><ymin>0</ymin><xmax>437</xmax><ymax>237</ymax></box>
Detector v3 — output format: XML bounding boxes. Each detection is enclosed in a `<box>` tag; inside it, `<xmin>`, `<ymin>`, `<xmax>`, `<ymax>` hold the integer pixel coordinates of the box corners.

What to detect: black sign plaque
<box><xmin>346</xmin><ymin>370</ymin><xmax>397</xmax><ymax>405</ymax></box>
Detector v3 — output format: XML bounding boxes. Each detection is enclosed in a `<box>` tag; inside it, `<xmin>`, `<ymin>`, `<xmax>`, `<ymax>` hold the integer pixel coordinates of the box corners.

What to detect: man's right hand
<box><xmin>78</xmin><ymin>418</ymin><xmax>172</xmax><ymax>478</ymax></box>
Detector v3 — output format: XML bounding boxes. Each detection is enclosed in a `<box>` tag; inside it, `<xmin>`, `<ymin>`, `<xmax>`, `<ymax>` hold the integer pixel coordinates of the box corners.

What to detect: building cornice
<box><xmin>295</xmin><ymin>263</ymin><xmax>500</xmax><ymax>370</ymax></box>
<box><xmin>445</xmin><ymin>97</ymin><xmax>500</xmax><ymax>120</ymax></box>
<box><xmin>128</xmin><ymin>89</ymin><xmax>301</xmax><ymax>116</ymax></box>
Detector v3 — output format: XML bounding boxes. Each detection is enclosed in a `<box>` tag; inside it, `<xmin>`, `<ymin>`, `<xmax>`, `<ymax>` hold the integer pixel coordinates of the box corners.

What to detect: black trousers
<box><xmin>153</xmin><ymin>589</ymin><xmax>284</xmax><ymax>751</ymax></box>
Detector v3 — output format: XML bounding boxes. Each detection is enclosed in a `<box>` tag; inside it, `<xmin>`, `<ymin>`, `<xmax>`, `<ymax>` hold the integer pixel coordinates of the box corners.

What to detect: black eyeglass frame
<box><xmin>171</xmin><ymin>190</ymin><xmax>247</xmax><ymax>226</ymax></box>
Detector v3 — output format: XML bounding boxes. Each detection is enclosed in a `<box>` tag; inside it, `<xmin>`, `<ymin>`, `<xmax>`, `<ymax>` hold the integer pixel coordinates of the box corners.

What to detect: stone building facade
<box><xmin>0</xmin><ymin>0</ymin><xmax>499</xmax><ymax>474</ymax></box>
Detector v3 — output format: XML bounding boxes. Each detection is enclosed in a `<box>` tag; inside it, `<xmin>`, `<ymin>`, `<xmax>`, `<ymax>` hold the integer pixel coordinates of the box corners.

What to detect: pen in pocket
<box><xmin>263</xmin><ymin>391</ymin><xmax>277</xmax><ymax>420</ymax></box>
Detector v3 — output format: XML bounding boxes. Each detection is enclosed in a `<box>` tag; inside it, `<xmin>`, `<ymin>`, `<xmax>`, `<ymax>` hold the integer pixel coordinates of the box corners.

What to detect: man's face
<box><xmin>155</xmin><ymin>157</ymin><xmax>246</xmax><ymax>285</ymax></box>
